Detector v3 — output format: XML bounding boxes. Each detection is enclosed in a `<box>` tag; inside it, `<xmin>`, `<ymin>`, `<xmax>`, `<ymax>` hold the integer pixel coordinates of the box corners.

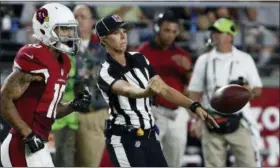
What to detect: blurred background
<box><xmin>0</xmin><ymin>1</ymin><xmax>279</xmax><ymax>167</ymax></box>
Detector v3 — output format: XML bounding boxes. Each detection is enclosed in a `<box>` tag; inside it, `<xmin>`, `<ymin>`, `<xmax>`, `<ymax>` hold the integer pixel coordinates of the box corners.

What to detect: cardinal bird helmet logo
<box><xmin>36</xmin><ymin>8</ymin><xmax>49</xmax><ymax>24</ymax></box>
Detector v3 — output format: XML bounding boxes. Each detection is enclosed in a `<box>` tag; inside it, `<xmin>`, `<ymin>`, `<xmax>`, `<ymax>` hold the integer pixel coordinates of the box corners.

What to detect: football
<box><xmin>210</xmin><ymin>84</ymin><xmax>251</xmax><ymax>114</ymax></box>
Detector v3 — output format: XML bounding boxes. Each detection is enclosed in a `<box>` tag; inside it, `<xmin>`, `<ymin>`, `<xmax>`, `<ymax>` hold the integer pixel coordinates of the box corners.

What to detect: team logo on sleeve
<box><xmin>111</xmin><ymin>15</ymin><xmax>122</xmax><ymax>22</ymax></box>
<box><xmin>36</xmin><ymin>8</ymin><xmax>49</xmax><ymax>24</ymax></box>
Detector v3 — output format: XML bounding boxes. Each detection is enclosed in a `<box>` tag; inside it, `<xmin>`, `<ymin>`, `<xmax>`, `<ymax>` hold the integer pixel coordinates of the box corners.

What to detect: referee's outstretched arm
<box><xmin>111</xmin><ymin>75</ymin><xmax>219</xmax><ymax>129</ymax></box>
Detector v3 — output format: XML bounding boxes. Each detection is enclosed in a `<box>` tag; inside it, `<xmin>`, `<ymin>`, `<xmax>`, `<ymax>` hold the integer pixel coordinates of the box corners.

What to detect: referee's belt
<box><xmin>108</xmin><ymin>124</ymin><xmax>159</xmax><ymax>139</ymax></box>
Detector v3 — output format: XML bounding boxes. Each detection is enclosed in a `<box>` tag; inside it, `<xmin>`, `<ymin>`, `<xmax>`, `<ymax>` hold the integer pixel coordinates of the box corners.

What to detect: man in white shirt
<box><xmin>188</xmin><ymin>17</ymin><xmax>263</xmax><ymax>167</ymax></box>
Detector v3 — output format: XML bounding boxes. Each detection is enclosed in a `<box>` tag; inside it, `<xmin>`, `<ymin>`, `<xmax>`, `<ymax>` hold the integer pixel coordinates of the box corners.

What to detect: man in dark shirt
<box><xmin>138</xmin><ymin>11</ymin><xmax>192</xmax><ymax>167</ymax></box>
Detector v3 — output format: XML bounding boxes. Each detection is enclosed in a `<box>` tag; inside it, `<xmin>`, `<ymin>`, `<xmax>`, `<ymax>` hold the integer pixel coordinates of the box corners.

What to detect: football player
<box><xmin>0</xmin><ymin>3</ymin><xmax>91</xmax><ymax>167</ymax></box>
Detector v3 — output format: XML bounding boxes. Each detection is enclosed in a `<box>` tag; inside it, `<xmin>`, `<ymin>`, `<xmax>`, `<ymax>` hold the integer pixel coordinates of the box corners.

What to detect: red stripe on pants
<box><xmin>99</xmin><ymin>148</ymin><xmax>113</xmax><ymax>167</ymax></box>
<box><xmin>9</xmin><ymin>134</ymin><xmax>27</xmax><ymax>167</ymax></box>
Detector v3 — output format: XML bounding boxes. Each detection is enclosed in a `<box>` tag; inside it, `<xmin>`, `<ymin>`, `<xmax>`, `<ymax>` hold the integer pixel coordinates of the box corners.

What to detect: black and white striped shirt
<box><xmin>97</xmin><ymin>52</ymin><xmax>156</xmax><ymax>129</ymax></box>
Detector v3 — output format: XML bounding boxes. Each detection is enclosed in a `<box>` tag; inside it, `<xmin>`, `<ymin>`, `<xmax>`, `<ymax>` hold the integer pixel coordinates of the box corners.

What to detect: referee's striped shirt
<box><xmin>97</xmin><ymin>51</ymin><xmax>156</xmax><ymax>129</ymax></box>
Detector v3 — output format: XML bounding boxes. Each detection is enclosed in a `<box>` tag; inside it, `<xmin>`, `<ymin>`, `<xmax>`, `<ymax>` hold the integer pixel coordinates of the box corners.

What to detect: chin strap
<box><xmin>55</xmin><ymin>42</ymin><xmax>73</xmax><ymax>54</ymax></box>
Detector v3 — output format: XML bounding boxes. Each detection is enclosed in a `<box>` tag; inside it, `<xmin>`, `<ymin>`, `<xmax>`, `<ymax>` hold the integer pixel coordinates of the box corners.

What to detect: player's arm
<box><xmin>56</xmin><ymin>102</ymin><xmax>74</xmax><ymax>119</ymax></box>
<box><xmin>0</xmin><ymin>68</ymin><xmax>43</xmax><ymax>137</ymax></box>
<box><xmin>56</xmin><ymin>89</ymin><xmax>91</xmax><ymax>119</ymax></box>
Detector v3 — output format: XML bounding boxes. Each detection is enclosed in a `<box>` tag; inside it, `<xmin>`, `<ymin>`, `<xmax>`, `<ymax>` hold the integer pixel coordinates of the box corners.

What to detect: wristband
<box><xmin>190</xmin><ymin>101</ymin><xmax>202</xmax><ymax>113</ymax></box>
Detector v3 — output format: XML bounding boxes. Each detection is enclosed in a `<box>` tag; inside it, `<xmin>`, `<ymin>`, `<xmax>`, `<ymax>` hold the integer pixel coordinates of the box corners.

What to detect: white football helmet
<box><xmin>32</xmin><ymin>3</ymin><xmax>80</xmax><ymax>55</ymax></box>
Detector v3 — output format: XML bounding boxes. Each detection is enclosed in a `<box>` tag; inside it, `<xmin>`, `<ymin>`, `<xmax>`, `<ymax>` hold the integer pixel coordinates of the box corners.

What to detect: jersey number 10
<box><xmin>47</xmin><ymin>84</ymin><xmax>66</xmax><ymax>118</ymax></box>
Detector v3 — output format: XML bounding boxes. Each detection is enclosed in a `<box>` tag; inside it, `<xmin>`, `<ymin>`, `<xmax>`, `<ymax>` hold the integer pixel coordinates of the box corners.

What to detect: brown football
<box><xmin>210</xmin><ymin>84</ymin><xmax>251</xmax><ymax>114</ymax></box>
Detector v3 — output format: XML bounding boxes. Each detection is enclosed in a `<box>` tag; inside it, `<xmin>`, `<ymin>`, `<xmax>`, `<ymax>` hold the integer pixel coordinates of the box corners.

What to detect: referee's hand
<box><xmin>145</xmin><ymin>75</ymin><xmax>164</xmax><ymax>96</ymax></box>
<box><xmin>195</xmin><ymin>107</ymin><xmax>220</xmax><ymax>129</ymax></box>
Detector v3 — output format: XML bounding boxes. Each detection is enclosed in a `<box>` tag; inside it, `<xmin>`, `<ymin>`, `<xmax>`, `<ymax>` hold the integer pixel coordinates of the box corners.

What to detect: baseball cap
<box><xmin>95</xmin><ymin>14</ymin><xmax>134</xmax><ymax>37</ymax></box>
<box><xmin>156</xmin><ymin>11</ymin><xmax>179</xmax><ymax>25</ymax></box>
<box><xmin>209</xmin><ymin>17</ymin><xmax>237</xmax><ymax>36</ymax></box>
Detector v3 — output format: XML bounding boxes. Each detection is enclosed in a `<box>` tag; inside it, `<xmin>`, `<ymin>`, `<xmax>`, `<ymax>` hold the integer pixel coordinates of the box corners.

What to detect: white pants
<box><xmin>151</xmin><ymin>106</ymin><xmax>189</xmax><ymax>167</ymax></box>
<box><xmin>1</xmin><ymin>133</ymin><xmax>54</xmax><ymax>167</ymax></box>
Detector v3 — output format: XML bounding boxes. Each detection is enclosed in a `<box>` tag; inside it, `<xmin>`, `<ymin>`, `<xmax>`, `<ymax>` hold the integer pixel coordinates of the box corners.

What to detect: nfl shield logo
<box><xmin>111</xmin><ymin>15</ymin><xmax>122</xmax><ymax>22</ymax></box>
<box><xmin>135</xmin><ymin>140</ymin><xmax>141</xmax><ymax>148</ymax></box>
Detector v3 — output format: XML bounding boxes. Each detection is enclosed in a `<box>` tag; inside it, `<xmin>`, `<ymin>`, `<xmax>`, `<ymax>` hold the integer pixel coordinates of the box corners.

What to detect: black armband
<box><xmin>190</xmin><ymin>101</ymin><xmax>202</xmax><ymax>113</ymax></box>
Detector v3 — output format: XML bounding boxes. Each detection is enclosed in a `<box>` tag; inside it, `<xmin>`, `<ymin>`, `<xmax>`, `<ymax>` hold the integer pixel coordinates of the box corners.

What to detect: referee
<box><xmin>96</xmin><ymin>14</ymin><xmax>219</xmax><ymax>167</ymax></box>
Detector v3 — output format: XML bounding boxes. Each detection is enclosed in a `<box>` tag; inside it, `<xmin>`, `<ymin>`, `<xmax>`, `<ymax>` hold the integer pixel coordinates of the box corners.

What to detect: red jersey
<box><xmin>9</xmin><ymin>43</ymin><xmax>71</xmax><ymax>139</ymax></box>
<box><xmin>138</xmin><ymin>41</ymin><xmax>192</xmax><ymax>109</ymax></box>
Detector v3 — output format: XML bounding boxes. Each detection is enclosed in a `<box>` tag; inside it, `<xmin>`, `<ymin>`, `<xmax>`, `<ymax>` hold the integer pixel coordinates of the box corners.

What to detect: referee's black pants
<box><xmin>105</xmin><ymin>126</ymin><xmax>168</xmax><ymax>167</ymax></box>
